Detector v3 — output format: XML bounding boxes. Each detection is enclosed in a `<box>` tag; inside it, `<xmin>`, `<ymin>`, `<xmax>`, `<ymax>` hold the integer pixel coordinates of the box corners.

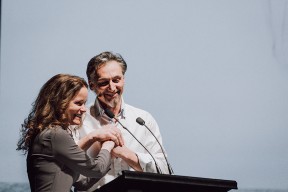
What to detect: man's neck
<box><xmin>109</xmin><ymin>105</ymin><xmax>121</xmax><ymax>116</ymax></box>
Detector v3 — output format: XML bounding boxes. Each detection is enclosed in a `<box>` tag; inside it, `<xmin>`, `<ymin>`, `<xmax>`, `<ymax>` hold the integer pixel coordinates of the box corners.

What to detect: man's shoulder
<box><xmin>124</xmin><ymin>103</ymin><xmax>152</xmax><ymax>117</ymax></box>
<box><xmin>82</xmin><ymin>112</ymin><xmax>101</xmax><ymax>128</ymax></box>
<box><xmin>80</xmin><ymin>104</ymin><xmax>102</xmax><ymax>134</ymax></box>
<box><xmin>125</xmin><ymin>103</ymin><xmax>146</xmax><ymax>112</ymax></box>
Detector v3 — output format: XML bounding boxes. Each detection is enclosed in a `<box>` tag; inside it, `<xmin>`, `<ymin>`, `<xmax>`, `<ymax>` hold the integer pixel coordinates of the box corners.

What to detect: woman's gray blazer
<box><xmin>27</xmin><ymin>126</ymin><xmax>111</xmax><ymax>192</ymax></box>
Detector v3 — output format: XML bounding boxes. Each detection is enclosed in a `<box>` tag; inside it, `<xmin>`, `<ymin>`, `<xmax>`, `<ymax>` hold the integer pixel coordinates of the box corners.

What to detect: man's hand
<box><xmin>111</xmin><ymin>145</ymin><xmax>143</xmax><ymax>171</ymax></box>
<box><xmin>111</xmin><ymin>145</ymin><xmax>129</xmax><ymax>158</ymax></box>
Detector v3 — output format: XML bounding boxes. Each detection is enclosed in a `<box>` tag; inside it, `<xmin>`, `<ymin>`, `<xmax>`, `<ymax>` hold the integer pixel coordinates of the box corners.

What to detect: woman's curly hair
<box><xmin>16</xmin><ymin>74</ymin><xmax>88</xmax><ymax>154</ymax></box>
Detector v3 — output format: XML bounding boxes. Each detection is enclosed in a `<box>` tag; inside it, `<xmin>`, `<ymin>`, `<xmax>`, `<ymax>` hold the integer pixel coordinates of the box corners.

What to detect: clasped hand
<box><xmin>90</xmin><ymin>124</ymin><xmax>124</xmax><ymax>150</ymax></box>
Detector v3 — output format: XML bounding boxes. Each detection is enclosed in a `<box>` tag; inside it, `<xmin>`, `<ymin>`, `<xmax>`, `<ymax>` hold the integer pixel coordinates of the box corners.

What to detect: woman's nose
<box><xmin>81</xmin><ymin>105</ymin><xmax>87</xmax><ymax>112</ymax></box>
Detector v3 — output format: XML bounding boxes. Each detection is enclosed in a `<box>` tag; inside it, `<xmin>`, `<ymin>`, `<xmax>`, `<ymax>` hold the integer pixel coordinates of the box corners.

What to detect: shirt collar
<box><xmin>94</xmin><ymin>97</ymin><xmax>126</xmax><ymax>119</ymax></box>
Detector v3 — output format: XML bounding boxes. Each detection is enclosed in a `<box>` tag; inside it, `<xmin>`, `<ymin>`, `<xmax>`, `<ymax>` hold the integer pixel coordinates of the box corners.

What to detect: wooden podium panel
<box><xmin>97</xmin><ymin>171</ymin><xmax>238</xmax><ymax>192</ymax></box>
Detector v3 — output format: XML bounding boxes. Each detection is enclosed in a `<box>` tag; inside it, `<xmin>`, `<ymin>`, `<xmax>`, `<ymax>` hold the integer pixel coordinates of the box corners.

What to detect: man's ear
<box><xmin>88</xmin><ymin>80</ymin><xmax>95</xmax><ymax>91</ymax></box>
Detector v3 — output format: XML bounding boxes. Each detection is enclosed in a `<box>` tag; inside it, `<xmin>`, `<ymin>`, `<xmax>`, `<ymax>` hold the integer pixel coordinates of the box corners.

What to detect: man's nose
<box><xmin>108</xmin><ymin>80</ymin><xmax>116</xmax><ymax>91</ymax></box>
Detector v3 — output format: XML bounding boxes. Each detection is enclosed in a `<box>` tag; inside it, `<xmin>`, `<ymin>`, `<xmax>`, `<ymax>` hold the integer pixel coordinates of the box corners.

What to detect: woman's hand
<box><xmin>101</xmin><ymin>140</ymin><xmax>115</xmax><ymax>152</ymax></box>
<box><xmin>90</xmin><ymin>124</ymin><xmax>124</xmax><ymax>146</ymax></box>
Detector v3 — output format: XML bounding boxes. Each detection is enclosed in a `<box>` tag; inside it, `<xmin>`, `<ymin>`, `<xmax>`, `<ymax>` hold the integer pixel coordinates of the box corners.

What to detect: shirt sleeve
<box><xmin>136</xmin><ymin>113</ymin><xmax>170</xmax><ymax>174</ymax></box>
<box><xmin>51</xmin><ymin>128</ymin><xmax>111</xmax><ymax>178</ymax></box>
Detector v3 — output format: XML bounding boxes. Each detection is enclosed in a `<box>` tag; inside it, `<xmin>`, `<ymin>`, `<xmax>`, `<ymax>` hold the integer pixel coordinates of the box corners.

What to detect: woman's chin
<box><xmin>70</xmin><ymin>119</ymin><xmax>81</xmax><ymax>125</ymax></box>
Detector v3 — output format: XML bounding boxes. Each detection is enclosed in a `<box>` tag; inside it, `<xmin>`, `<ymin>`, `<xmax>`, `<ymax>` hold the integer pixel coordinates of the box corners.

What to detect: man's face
<box><xmin>93</xmin><ymin>61</ymin><xmax>125</xmax><ymax>109</ymax></box>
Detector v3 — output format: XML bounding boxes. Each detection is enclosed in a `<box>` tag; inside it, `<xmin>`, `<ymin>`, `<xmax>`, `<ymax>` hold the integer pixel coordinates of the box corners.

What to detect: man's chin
<box><xmin>98</xmin><ymin>97</ymin><xmax>119</xmax><ymax>109</ymax></box>
<box><xmin>104</xmin><ymin>101</ymin><xmax>117</xmax><ymax>108</ymax></box>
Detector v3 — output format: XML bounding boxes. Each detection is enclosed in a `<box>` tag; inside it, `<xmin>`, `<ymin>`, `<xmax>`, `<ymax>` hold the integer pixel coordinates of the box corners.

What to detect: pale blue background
<box><xmin>1</xmin><ymin>0</ymin><xmax>288</xmax><ymax>190</ymax></box>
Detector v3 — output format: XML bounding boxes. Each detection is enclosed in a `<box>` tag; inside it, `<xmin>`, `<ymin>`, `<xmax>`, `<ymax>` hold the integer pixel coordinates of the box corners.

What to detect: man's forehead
<box><xmin>96</xmin><ymin>61</ymin><xmax>123</xmax><ymax>79</ymax></box>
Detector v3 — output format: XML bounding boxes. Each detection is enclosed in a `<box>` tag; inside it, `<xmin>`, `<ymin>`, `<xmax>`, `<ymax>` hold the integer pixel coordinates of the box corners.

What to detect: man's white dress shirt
<box><xmin>73</xmin><ymin>98</ymin><xmax>169</xmax><ymax>190</ymax></box>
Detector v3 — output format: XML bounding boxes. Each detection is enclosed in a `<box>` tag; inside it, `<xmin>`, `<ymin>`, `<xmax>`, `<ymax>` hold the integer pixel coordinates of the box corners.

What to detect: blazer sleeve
<box><xmin>51</xmin><ymin>128</ymin><xmax>111</xmax><ymax>178</ymax></box>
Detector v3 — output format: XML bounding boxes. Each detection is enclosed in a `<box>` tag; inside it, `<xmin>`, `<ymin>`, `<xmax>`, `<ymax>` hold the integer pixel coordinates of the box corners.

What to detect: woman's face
<box><xmin>66</xmin><ymin>86</ymin><xmax>88</xmax><ymax>125</ymax></box>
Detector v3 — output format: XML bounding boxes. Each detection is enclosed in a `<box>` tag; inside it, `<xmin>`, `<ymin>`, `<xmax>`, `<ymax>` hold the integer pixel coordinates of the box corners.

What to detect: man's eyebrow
<box><xmin>98</xmin><ymin>75</ymin><xmax>122</xmax><ymax>81</ymax></box>
<box><xmin>97</xmin><ymin>78</ymin><xmax>109</xmax><ymax>81</ymax></box>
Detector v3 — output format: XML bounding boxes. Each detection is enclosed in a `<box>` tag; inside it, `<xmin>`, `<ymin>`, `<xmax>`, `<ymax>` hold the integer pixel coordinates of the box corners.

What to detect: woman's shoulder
<box><xmin>40</xmin><ymin>126</ymin><xmax>70</xmax><ymax>140</ymax></box>
<box><xmin>43</xmin><ymin>126</ymin><xmax>76</xmax><ymax>152</ymax></box>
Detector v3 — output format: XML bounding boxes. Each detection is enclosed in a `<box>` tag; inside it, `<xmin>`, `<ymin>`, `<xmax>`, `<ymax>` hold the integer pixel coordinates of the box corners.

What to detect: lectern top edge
<box><xmin>121</xmin><ymin>171</ymin><xmax>238</xmax><ymax>189</ymax></box>
<box><xmin>97</xmin><ymin>170</ymin><xmax>238</xmax><ymax>192</ymax></box>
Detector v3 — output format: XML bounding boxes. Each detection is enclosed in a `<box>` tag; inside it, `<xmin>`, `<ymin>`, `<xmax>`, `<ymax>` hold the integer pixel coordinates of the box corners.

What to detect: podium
<box><xmin>97</xmin><ymin>171</ymin><xmax>238</xmax><ymax>192</ymax></box>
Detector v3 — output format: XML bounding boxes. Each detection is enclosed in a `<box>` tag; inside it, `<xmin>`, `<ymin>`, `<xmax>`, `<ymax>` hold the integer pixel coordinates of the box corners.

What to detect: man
<box><xmin>76</xmin><ymin>51</ymin><xmax>170</xmax><ymax>190</ymax></box>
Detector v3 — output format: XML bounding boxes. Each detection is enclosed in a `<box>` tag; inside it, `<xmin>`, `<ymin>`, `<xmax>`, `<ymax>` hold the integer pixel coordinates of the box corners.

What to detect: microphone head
<box><xmin>104</xmin><ymin>108</ymin><xmax>115</xmax><ymax>119</ymax></box>
<box><xmin>136</xmin><ymin>117</ymin><xmax>145</xmax><ymax>125</ymax></box>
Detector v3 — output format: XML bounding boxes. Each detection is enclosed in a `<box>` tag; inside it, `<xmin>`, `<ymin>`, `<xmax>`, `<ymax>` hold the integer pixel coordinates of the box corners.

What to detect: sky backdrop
<box><xmin>1</xmin><ymin>0</ymin><xmax>288</xmax><ymax>190</ymax></box>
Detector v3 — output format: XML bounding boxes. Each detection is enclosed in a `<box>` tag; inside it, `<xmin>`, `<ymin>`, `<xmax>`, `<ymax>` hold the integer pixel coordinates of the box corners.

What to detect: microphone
<box><xmin>136</xmin><ymin>117</ymin><xmax>174</xmax><ymax>175</ymax></box>
<box><xmin>104</xmin><ymin>108</ymin><xmax>162</xmax><ymax>174</ymax></box>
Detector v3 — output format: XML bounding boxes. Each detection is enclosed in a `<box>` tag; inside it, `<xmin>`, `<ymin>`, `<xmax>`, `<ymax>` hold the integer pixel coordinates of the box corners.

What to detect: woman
<box><xmin>17</xmin><ymin>74</ymin><xmax>123</xmax><ymax>192</ymax></box>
